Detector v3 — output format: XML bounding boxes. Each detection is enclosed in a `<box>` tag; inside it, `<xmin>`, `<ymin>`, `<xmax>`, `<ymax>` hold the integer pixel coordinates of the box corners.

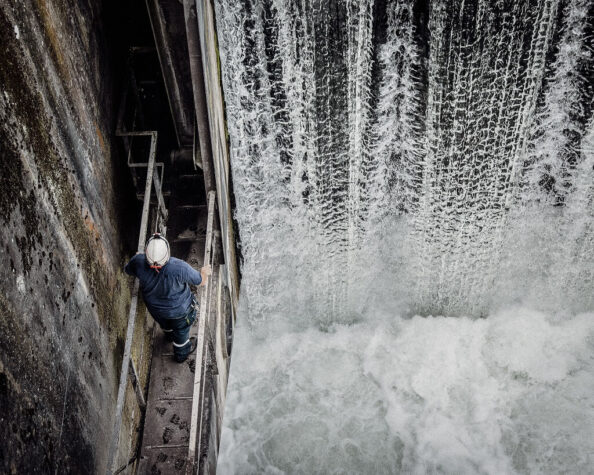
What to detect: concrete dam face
<box><xmin>0</xmin><ymin>1</ymin><xmax>144</xmax><ymax>472</ymax></box>
<box><xmin>0</xmin><ymin>0</ymin><xmax>593</xmax><ymax>473</ymax></box>
<box><xmin>215</xmin><ymin>0</ymin><xmax>594</xmax><ymax>473</ymax></box>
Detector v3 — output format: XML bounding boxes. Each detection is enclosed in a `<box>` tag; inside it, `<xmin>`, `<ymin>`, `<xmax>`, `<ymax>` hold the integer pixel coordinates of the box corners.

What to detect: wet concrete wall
<box><xmin>0</xmin><ymin>0</ymin><xmax>150</xmax><ymax>472</ymax></box>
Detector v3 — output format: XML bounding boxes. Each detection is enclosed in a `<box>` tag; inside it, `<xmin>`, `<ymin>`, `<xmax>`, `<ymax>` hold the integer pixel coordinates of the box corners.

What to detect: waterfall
<box><xmin>215</xmin><ymin>0</ymin><xmax>594</xmax><ymax>472</ymax></box>
<box><xmin>216</xmin><ymin>0</ymin><xmax>593</xmax><ymax>318</ymax></box>
<box><xmin>412</xmin><ymin>0</ymin><xmax>559</xmax><ymax>314</ymax></box>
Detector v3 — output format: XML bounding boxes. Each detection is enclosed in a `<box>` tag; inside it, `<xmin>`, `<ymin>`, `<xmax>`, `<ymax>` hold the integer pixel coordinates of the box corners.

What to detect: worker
<box><xmin>124</xmin><ymin>233</ymin><xmax>212</xmax><ymax>363</ymax></box>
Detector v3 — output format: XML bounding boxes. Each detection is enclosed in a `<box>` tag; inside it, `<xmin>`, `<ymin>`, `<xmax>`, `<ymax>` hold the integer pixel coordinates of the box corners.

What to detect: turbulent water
<box><xmin>214</xmin><ymin>0</ymin><xmax>594</xmax><ymax>473</ymax></box>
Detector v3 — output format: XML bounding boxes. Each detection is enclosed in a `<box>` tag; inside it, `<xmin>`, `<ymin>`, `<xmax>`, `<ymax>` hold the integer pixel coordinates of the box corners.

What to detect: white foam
<box><xmin>219</xmin><ymin>306</ymin><xmax>594</xmax><ymax>474</ymax></box>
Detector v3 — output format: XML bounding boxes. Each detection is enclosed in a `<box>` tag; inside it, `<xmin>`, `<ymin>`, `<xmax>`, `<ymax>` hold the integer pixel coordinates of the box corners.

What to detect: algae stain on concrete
<box><xmin>0</xmin><ymin>293</ymin><xmax>96</xmax><ymax>473</ymax></box>
<box><xmin>34</xmin><ymin>0</ymin><xmax>71</xmax><ymax>84</ymax></box>
<box><xmin>1</xmin><ymin>1</ymin><xmax>156</xmax><ymax>471</ymax></box>
<box><xmin>0</xmin><ymin>6</ymin><xmax>129</xmax><ymax>339</ymax></box>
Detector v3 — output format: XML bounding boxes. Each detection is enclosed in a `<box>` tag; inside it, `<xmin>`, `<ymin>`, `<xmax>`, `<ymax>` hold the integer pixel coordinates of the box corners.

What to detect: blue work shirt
<box><xmin>124</xmin><ymin>254</ymin><xmax>202</xmax><ymax>319</ymax></box>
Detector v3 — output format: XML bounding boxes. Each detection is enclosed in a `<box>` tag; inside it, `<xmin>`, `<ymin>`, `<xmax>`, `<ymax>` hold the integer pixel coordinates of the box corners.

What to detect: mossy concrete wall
<box><xmin>0</xmin><ymin>0</ymin><xmax>152</xmax><ymax>472</ymax></box>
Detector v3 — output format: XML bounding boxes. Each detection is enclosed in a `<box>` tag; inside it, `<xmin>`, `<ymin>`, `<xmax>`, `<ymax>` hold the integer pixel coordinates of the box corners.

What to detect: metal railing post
<box><xmin>186</xmin><ymin>191</ymin><xmax>216</xmax><ymax>474</ymax></box>
<box><xmin>107</xmin><ymin>132</ymin><xmax>158</xmax><ymax>475</ymax></box>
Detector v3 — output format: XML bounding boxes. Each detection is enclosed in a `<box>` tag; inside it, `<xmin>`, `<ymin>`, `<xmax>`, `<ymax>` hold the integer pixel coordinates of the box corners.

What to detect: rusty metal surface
<box><xmin>148</xmin><ymin>330</ymin><xmax>197</xmax><ymax>401</ymax></box>
<box><xmin>138</xmin><ymin>321</ymin><xmax>202</xmax><ymax>474</ymax></box>
<box><xmin>142</xmin><ymin>397</ymin><xmax>192</xmax><ymax>449</ymax></box>
<box><xmin>137</xmin><ymin>446</ymin><xmax>189</xmax><ymax>474</ymax></box>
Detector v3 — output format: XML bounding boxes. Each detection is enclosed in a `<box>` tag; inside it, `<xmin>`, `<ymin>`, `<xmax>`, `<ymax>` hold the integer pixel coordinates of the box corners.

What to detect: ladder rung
<box><xmin>173</xmin><ymin>237</ymin><xmax>205</xmax><ymax>243</ymax></box>
<box><xmin>157</xmin><ymin>396</ymin><xmax>193</xmax><ymax>401</ymax></box>
<box><xmin>136</xmin><ymin>192</ymin><xmax>171</xmax><ymax>202</ymax></box>
<box><xmin>177</xmin><ymin>205</ymin><xmax>207</xmax><ymax>210</ymax></box>
<box><xmin>143</xmin><ymin>444</ymin><xmax>189</xmax><ymax>450</ymax></box>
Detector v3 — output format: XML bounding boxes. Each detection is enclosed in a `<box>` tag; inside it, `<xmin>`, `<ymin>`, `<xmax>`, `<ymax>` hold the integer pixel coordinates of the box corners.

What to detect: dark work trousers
<box><xmin>153</xmin><ymin>298</ymin><xmax>198</xmax><ymax>362</ymax></box>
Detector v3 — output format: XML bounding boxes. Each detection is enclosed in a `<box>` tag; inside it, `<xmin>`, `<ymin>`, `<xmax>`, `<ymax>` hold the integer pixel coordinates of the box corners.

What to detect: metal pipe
<box><xmin>170</xmin><ymin>147</ymin><xmax>196</xmax><ymax>164</ymax></box>
<box><xmin>146</xmin><ymin>0</ymin><xmax>187</xmax><ymax>147</ymax></box>
<box><xmin>183</xmin><ymin>0</ymin><xmax>216</xmax><ymax>196</ymax></box>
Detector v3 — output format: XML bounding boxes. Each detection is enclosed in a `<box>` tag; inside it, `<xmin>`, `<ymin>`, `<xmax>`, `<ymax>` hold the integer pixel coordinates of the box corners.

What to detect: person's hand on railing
<box><xmin>199</xmin><ymin>265</ymin><xmax>212</xmax><ymax>286</ymax></box>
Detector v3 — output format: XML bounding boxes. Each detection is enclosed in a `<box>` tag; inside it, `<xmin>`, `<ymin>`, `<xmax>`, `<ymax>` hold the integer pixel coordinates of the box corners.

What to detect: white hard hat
<box><xmin>145</xmin><ymin>234</ymin><xmax>170</xmax><ymax>269</ymax></box>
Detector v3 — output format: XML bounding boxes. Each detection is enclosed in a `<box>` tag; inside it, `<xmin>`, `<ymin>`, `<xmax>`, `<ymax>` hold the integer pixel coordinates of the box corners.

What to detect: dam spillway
<box><xmin>0</xmin><ymin>0</ymin><xmax>593</xmax><ymax>473</ymax></box>
<box><xmin>214</xmin><ymin>0</ymin><xmax>594</xmax><ymax>473</ymax></box>
<box><xmin>216</xmin><ymin>0</ymin><xmax>593</xmax><ymax>319</ymax></box>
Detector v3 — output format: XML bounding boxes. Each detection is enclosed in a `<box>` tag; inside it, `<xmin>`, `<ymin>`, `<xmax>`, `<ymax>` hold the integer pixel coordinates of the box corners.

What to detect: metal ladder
<box><xmin>107</xmin><ymin>81</ymin><xmax>169</xmax><ymax>474</ymax></box>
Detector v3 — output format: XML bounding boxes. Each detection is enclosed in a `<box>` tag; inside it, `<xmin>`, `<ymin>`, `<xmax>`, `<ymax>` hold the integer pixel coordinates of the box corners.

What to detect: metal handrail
<box><xmin>106</xmin><ymin>129</ymin><xmax>159</xmax><ymax>475</ymax></box>
<box><xmin>116</xmin><ymin>85</ymin><xmax>168</xmax><ymax>228</ymax></box>
<box><xmin>186</xmin><ymin>190</ymin><xmax>216</xmax><ymax>474</ymax></box>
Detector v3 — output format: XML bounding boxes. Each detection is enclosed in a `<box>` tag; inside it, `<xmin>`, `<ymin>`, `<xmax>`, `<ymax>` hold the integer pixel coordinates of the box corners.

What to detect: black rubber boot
<box><xmin>175</xmin><ymin>337</ymin><xmax>198</xmax><ymax>363</ymax></box>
